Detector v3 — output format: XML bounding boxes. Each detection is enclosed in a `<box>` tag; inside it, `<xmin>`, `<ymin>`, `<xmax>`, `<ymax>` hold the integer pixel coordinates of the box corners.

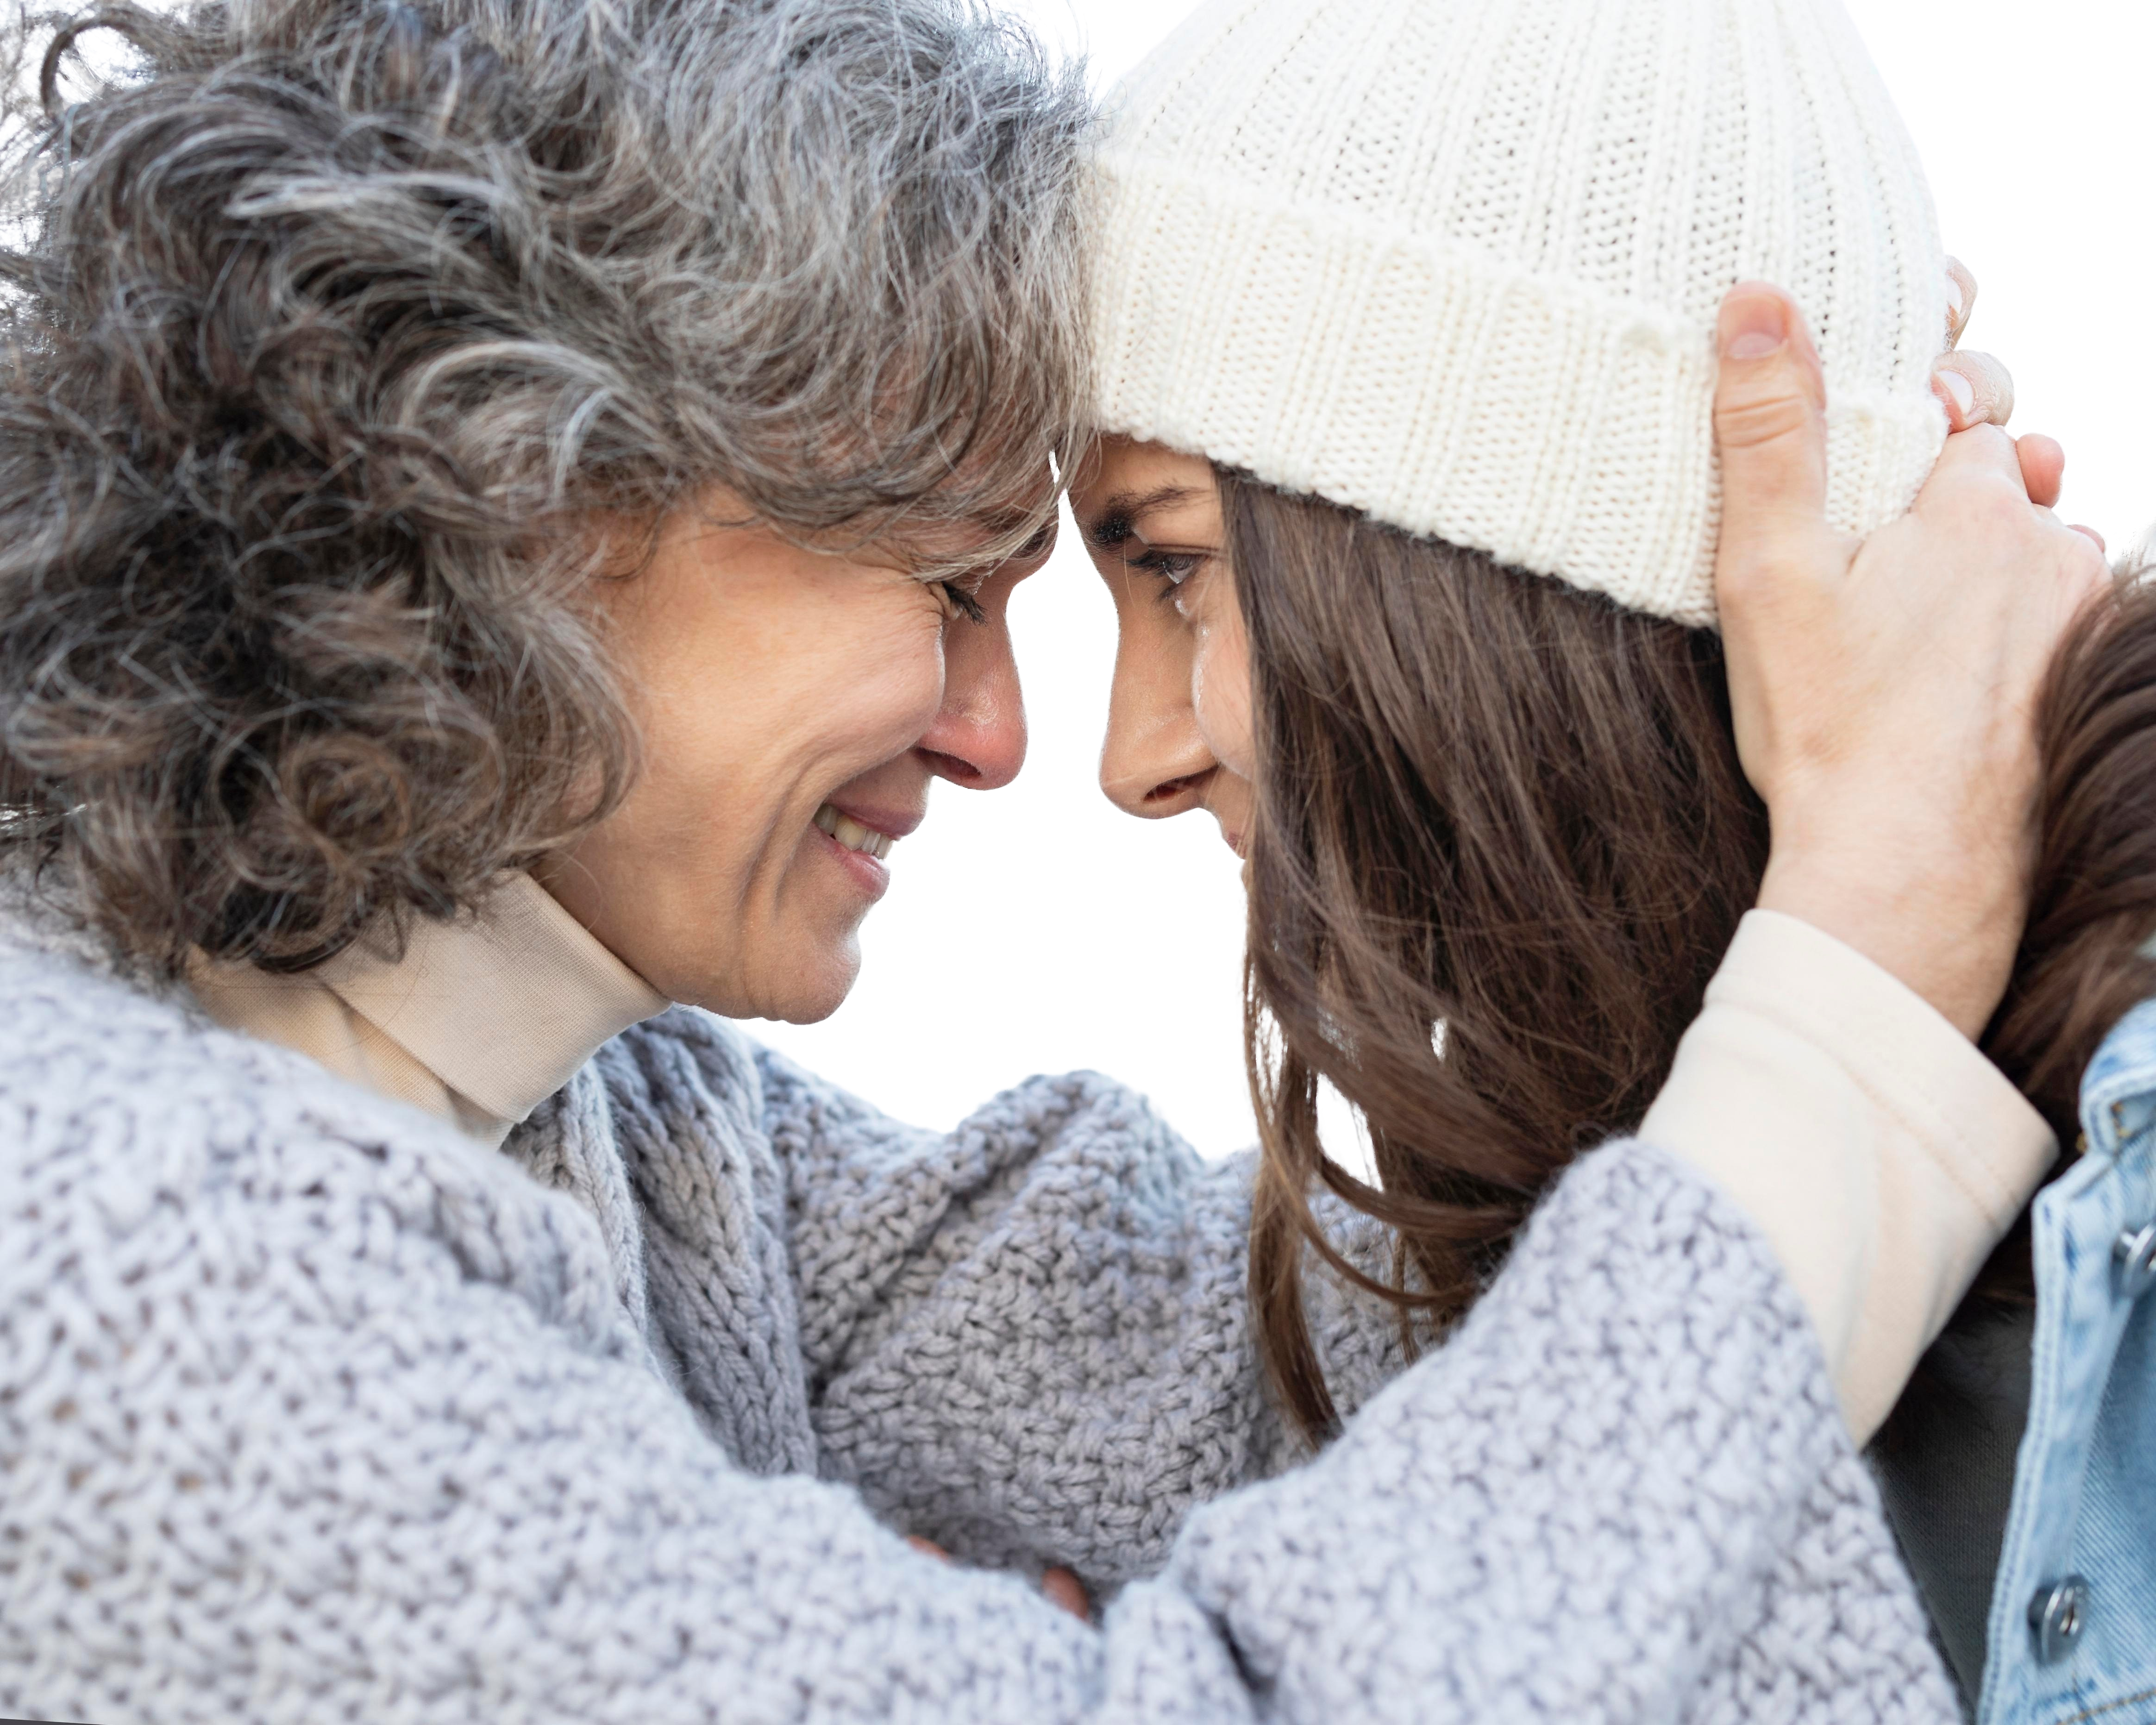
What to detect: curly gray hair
<box><xmin>0</xmin><ymin>0</ymin><xmax>1091</xmax><ymax>969</ymax></box>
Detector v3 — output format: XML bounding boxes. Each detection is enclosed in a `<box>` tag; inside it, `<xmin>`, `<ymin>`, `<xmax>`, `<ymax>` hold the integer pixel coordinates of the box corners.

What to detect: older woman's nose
<box><xmin>918</xmin><ymin>609</ymin><xmax>1028</xmax><ymax>790</ymax></box>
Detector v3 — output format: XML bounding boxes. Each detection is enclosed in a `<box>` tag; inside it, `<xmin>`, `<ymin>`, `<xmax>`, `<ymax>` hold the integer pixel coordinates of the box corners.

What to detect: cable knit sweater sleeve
<box><xmin>0</xmin><ymin>947</ymin><xmax>1959</xmax><ymax>1724</ymax></box>
<box><xmin>752</xmin><ymin>1042</ymin><xmax>1410</xmax><ymax>1581</ymax></box>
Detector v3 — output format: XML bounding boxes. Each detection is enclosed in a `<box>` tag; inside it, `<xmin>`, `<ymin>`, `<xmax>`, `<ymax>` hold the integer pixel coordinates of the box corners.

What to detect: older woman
<box><xmin>0</xmin><ymin>0</ymin><xmax>2093</xmax><ymax>1720</ymax></box>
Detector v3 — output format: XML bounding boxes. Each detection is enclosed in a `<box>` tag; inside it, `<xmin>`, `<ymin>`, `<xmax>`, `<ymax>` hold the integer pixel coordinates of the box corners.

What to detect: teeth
<box><xmin>814</xmin><ymin>802</ymin><xmax>893</xmax><ymax>860</ymax></box>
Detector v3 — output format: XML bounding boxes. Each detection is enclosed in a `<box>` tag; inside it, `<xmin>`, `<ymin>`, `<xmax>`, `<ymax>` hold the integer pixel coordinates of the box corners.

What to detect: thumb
<box><xmin>1713</xmin><ymin>283</ymin><xmax>1835</xmax><ymax>592</ymax></box>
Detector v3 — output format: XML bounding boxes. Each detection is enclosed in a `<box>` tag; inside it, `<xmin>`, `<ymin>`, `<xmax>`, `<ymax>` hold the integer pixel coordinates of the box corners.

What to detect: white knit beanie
<box><xmin>1088</xmin><ymin>0</ymin><xmax>1947</xmax><ymax>626</ymax></box>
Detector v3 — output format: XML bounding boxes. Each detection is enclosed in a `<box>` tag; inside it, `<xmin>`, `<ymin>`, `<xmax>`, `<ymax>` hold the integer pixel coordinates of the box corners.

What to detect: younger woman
<box><xmin>1081</xmin><ymin>1</ymin><xmax>2137</xmax><ymax>1719</ymax></box>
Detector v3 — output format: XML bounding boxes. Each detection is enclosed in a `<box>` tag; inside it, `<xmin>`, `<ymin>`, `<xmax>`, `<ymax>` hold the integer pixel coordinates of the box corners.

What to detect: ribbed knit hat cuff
<box><xmin>1089</xmin><ymin>153</ymin><xmax>1948</xmax><ymax>627</ymax></box>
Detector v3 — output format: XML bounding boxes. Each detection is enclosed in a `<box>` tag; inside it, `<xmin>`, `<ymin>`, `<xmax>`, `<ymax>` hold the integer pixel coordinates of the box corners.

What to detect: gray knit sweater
<box><xmin>0</xmin><ymin>905</ymin><xmax>1959</xmax><ymax>1723</ymax></box>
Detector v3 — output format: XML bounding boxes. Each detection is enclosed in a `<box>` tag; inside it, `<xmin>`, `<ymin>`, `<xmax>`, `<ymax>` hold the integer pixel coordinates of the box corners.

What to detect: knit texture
<box><xmin>1089</xmin><ymin>0</ymin><xmax>1948</xmax><ymax>625</ymax></box>
<box><xmin>0</xmin><ymin>905</ymin><xmax>1962</xmax><ymax>1722</ymax></box>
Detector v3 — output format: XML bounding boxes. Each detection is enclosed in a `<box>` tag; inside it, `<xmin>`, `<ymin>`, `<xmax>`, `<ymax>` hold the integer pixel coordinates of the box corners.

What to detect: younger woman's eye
<box><xmin>1128</xmin><ymin>547</ymin><xmax>1207</xmax><ymax>590</ymax></box>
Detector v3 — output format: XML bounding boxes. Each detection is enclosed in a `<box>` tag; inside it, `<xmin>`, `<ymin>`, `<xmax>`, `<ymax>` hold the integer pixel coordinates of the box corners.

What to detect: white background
<box><xmin>754</xmin><ymin>0</ymin><xmax>2156</xmax><ymax>1158</ymax></box>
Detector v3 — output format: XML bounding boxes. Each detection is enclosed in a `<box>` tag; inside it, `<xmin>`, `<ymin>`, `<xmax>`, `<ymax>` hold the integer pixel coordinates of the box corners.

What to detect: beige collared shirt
<box><xmin>187</xmin><ymin>872</ymin><xmax>667</xmax><ymax>1148</ymax></box>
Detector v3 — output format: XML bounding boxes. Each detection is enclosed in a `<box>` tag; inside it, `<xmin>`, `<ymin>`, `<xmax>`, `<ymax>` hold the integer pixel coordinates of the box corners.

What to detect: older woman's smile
<box><xmin>811</xmin><ymin>797</ymin><xmax>925</xmax><ymax>899</ymax></box>
<box><xmin>813</xmin><ymin>803</ymin><xmax>897</xmax><ymax>862</ymax></box>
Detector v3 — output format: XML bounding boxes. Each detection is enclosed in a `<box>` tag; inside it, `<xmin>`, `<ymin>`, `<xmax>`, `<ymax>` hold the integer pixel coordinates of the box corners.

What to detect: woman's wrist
<box><xmin>1755</xmin><ymin>835</ymin><xmax>2025</xmax><ymax>1041</ymax></box>
<box><xmin>1644</xmin><ymin>908</ymin><xmax>2055</xmax><ymax>1440</ymax></box>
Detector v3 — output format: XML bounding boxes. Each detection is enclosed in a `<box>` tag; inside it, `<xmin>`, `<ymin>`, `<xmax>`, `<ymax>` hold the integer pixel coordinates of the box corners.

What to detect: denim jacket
<box><xmin>1983</xmin><ymin>997</ymin><xmax>2156</xmax><ymax>1725</ymax></box>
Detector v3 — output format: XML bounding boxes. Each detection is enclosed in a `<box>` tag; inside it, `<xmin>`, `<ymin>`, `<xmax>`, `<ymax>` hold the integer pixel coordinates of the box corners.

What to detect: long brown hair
<box><xmin>1229</xmin><ymin>469</ymin><xmax>2156</xmax><ymax>1443</ymax></box>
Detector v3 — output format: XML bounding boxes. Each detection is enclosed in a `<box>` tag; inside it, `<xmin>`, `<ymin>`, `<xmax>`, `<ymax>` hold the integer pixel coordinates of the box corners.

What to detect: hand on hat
<box><xmin>1711</xmin><ymin>277</ymin><xmax>2112</xmax><ymax>1041</ymax></box>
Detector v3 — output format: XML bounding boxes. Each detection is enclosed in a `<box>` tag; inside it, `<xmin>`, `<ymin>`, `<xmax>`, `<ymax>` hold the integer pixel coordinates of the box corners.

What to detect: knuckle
<box><xmin>2029</xmin><ymin>533</ymin><xmax>2110</xmax><ymax>609</ymax></box>
<box><xmin>1973</xmin><ymin>484</ymin><xmax>2031</xmax><ymax>532</ymax></box>
<box><xmin>1931</xmin><ymin>469</ymin><xmax>2020</xmax><ymax>530</ymax></box>
<box><xmin>2069</xmin><ymin>539</ymin><xmax>2113</xmax><ymax>590</ymax></box>
<box><xmin>1716</xmin><ymin>548</ymin><xmax>1815</xmax><ymax>611</ymax></box>
<box><xmin>1714</xmin><ymin>389</ymin><xmax>1815</xmax><ymax>450</ymax></box>
<box><xmin>1956</xmin><ymin>361</ymin><xmax>2013</xmax><ymax>422</ymax></box>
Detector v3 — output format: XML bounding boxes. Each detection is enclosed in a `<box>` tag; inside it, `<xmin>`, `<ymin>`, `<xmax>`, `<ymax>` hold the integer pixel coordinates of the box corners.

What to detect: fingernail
<box><xmin>1945</xmin><ymin>275</ymin><xmax>1966</xmax><ymax>325</ymax></box>
<box><xmin>1937</xmin><ymin>368</ymin><xmax>1974</xmax><ymax>420</ymax></box>
<box><xmin>1721</xmin><ymin>292</ymin><xmax>1789</xmax><ymax>360</ymax></box>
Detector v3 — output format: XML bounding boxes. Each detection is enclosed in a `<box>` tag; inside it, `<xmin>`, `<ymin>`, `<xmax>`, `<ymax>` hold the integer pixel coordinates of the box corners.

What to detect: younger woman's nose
<box><xmin>1098</xmin><ymin>593</ymin><xmax>1218</xmax><ymax>819</ymax></box>
<box><xmin>1100</xmin><ymin>688</ymin><xmax>1217</xmax><ymax>820</ymax></box>
<box><xmin>1101</xmin><ymin>750</ymin><xmax>1214</xmax><ymax>820</ymax></box>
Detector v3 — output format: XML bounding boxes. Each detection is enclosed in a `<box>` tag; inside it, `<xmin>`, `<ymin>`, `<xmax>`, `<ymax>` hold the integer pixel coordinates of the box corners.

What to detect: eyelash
<box><xmin>1128</xmin><ymin>547</ymin><xmax>1207</xmax><ymax>596</ymax></box>
<box><xmin>939</xmin><ymin>580</ymin><xmax>986</xmax><ymax>625</ymax></box>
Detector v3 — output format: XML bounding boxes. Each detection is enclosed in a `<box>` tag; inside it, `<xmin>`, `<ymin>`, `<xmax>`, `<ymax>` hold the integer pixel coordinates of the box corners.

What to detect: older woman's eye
<box><xmin>939</xmin><ymin>579</ymin><xmax>986</xmax><ymax>624</ymax></box>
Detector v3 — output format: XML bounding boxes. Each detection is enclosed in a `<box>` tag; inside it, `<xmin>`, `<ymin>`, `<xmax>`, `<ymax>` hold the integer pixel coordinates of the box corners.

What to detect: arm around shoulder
<box><xmin>2</xmin><ymin>1079</ymin><xmax>1955</xmax><ymax>1724</ymax></box>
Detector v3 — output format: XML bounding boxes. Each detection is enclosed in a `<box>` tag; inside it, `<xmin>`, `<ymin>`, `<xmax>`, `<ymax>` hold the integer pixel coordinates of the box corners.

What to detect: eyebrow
<box><xmin>1081</xmin><ymin>484</ymin><xmax>1207</xmax><ymax>547</ymax></box>
<box><xmin>901</xmin><ymin>510</ymin><xmax>1056</xmax><ymax>571</ymax></box>
<box><xmin>1009</xmin><ymin>517</ymin><xmax>1058</xmax><ymax>560</ymax></box>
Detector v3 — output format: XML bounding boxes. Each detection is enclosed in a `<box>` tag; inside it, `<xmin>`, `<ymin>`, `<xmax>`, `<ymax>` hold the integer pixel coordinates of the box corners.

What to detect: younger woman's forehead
<box><xmin>1072</xmin><ymin>442</ymin><xmax>1221</xmax><ymax>543</ymax></box>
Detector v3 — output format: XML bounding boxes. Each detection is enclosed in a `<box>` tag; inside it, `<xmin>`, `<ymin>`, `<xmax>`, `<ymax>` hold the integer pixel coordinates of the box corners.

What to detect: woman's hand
<box><xmin>1933</xmin><ymin>257</ymin><xmax>2018</xmax><ymax>438</ymax></box>
<box><xmin>1928</xmin><ymin>260</ymin><xmax>2102</xmax><ymax>541</ymax></box>
<box><xmin>906</xmin><ymin>1536</ymin><xmax>1091</xmax><ymax>1620</ymax></box>
<box><xmin>1711</xmin><ymin>279</ymin><xmax>2112</xmax><ymax>1039</ymax></box>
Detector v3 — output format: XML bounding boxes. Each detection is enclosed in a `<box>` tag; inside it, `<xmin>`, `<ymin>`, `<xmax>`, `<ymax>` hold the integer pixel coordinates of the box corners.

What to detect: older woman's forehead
<box><xmin>885</xmin><ymin>473</ymin><xmax>1063</xmax><ymax>567</ymax></box>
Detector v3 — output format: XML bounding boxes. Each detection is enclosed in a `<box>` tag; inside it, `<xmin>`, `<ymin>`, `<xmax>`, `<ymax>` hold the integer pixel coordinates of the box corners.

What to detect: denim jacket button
<box><xmin>2029</xmin><ymin>1577</ymin><xmax>2090</xmax><ymax>1663</ymax></box>
<box><xmin>2114</xmin><ymin>1223</ymin><xmax>2156</xmax><ymax>1298</ymax></box>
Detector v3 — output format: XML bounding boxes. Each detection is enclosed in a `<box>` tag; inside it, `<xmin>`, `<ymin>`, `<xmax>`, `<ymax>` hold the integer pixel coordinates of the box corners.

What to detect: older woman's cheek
<box><xmin>539</xmin><ymin>550</ymin><xmax>953</xmax><ymax>1020</ymax></box>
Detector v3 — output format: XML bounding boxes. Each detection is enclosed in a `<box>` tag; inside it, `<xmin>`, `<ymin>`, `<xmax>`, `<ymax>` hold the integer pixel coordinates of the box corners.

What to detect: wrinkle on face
<box><xmin>538</xmin><ymin>477</ymin><xmax>1049</xmax><ymax>1021</ymax></box>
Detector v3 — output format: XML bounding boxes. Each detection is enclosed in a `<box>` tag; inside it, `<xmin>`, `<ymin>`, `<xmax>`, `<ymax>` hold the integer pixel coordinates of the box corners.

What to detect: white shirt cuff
<box><xmin>1640</xmin><ymin>909</ymin><xmax>2056</xmax><ymax>1443</ymax></box>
